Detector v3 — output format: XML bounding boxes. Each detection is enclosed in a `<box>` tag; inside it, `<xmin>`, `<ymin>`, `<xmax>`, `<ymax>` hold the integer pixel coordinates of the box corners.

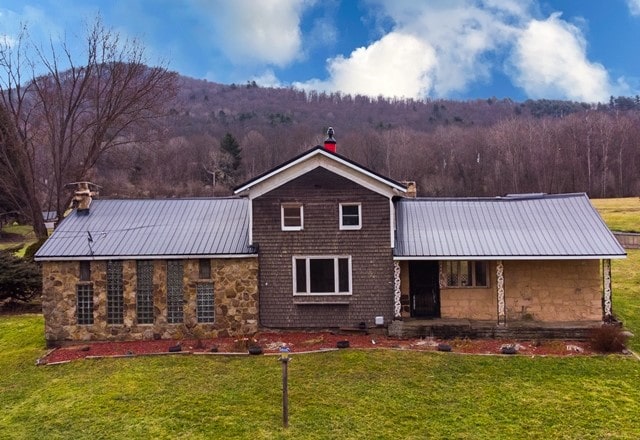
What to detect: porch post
<box><xmin>497</xmin><ymin>260</ymin><xmax>506</xmax><ymax>325</ymax></box>
<box><xmin>393</xmin><ymin>261</ymin><xmax>401</xmax><ymax>318</ymax></box>
<box><xmin>603</xmin><ymin>259</ymin><xmax>612</xmax><ymax>319</ymax></box>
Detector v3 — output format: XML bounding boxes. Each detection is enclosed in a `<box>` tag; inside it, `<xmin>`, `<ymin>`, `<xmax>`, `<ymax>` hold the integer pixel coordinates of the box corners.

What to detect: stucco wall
<box><xmin>41</xmin><ymin>258</ymin><xmax>258</xmax><ymax>346</ymax></box>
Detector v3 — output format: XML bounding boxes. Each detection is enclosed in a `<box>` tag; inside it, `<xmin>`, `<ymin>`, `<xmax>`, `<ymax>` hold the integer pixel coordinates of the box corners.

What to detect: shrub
<box><xmin>590</xmin><ymin>324</ymin><xmax>629</xmax><ymax>353</ymax></box>
<box><xmin>0</xmin><ymin>251</ymin><xmax>42</xmax><ymax>302</ymax></box>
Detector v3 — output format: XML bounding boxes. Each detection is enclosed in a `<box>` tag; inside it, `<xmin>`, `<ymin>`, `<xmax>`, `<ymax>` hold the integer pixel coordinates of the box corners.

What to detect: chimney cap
<box><xmin>325</xmin><ymin>126</ymin><xmax>335</xmax><ymax>142</ymax></box>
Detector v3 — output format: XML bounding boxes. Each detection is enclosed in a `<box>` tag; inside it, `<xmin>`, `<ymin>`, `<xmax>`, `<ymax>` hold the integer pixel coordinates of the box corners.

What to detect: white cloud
<box><xmin>510</xmin><ymin>13</ymin><xmax>612</xmax><ymax>102</ymax></box>
<box><xmin>627</xmin><ymin>0</ymin><xmax>640</xmax><ymax>16</ymax></box>
<box><xmin>197</xmin><ymin>0</ymin><xmax>312</xmax><ymax>67</ymax></box>
<box><xmin>295</xmin><ymin>32</ymin><xmax>436</xmax><ymax>99</ymax></box>
<box><xmin>251</xmin><ymin>69</ymin><xmax>283</xmax><ymax>88</ymax></box>
<box><xmin>297</xmin><ymin>0</ymin><xmax>528</xmax><ymax>99</ymax></box>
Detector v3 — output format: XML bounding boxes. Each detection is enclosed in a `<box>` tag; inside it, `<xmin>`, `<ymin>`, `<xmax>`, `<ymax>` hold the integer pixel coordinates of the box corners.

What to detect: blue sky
<box><xmin>1</xmin><ymin>0</ymin><xmax>639</xmax><ymax>102</ymax></box>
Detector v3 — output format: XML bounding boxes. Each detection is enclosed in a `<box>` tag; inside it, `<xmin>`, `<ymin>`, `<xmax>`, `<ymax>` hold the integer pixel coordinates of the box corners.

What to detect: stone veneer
<box><xmin>41</xmin><ymin>258</ymin><xmax>258</xmax><ymax>346</ymax></box>
<box><xmin>398</xmin><ymin>259</ymin><xmax>603</xmax><ymax>322</ymax></box>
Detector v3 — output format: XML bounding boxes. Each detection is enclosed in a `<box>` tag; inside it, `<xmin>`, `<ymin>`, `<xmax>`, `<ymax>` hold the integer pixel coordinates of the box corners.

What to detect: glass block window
<box><xmin>199</xmin><ymin>259</ymin><xmax>211</xmax><ymax>279</ymax></box>
<box><xmin>167</xmin><ymin>260</ymin><xmax>184</xmax><ymax>323</ymax></box>
<box><xmin>136</xmin><ymin>260</ymin><xmax>154</xmax><ymax>324</ymax></box>
<box><xmin>107</xmin><ymin>260</ymin><xmax>124</xmax><ymax>324</ymax></box>
<box><xmin>76</xmin><ymin>284</ymin><xmax>94</xmax><ymax>325</ymax></box>
<box><xmin>196</xmin><ymin>283</ymin><xmax>215</xmax><ymax>323</ymax></box>
<box><xmin>445</xmin><ymin>261</ymin><xmax>488</xmax><ymax>287</ymax></box>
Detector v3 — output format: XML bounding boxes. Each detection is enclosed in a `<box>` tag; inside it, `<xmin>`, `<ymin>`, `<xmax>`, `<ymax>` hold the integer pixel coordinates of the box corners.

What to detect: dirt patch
<box><xmin>41</xmin><ymin>331</ymin><xmax>600</xmax><ymax>364</ymax></box>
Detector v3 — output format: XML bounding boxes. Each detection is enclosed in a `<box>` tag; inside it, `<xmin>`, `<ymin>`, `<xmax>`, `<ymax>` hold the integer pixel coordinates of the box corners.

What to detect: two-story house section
<box><xmin>234</xmin><ymin>137</ymin><xmax>407</xmax><ymax>329</ymax></box>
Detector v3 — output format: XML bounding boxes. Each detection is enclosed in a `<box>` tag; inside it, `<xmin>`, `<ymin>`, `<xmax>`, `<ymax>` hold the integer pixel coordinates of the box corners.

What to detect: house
<box><xmin>35</xmin><ymin>133</ymin><xmax>626</xmax><ymax>346</ymax></box>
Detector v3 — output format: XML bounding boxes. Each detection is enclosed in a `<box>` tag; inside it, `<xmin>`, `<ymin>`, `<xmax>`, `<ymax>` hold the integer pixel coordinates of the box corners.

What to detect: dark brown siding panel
<box><xmin>253</xmin><ymin>167</ymin><xmax>394</xmax><ymax>328</ymax></box>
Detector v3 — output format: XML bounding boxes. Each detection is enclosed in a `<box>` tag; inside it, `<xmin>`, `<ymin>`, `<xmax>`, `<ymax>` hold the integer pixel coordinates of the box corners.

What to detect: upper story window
<box><xmin>339</xmin><ymin>203</ymin><xmax>361</xmax><ymax>230</ymax></box>
<box><xmin>281</xmin><ymin>203</ymin><xmax>303</xmax><ymax>231</ymax></box>
<box><xmin>445</xmin><ymin>261</ymin><xmax>488</xmax><ymax>287</ymax></box>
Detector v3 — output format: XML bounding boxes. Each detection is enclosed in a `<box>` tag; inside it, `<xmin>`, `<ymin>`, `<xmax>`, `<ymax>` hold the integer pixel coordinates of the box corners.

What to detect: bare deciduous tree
<box><xmin>0</xmin><ymin>18</ymin><xmax>177</xmax><ymax>238</ymax></box>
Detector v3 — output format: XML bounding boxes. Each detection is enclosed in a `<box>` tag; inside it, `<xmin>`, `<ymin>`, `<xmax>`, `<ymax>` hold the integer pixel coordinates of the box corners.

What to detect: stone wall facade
<box><xmin>397</xmin><ymin>259</ymin><xmax>603</xmax><ymax>322</ymax></box>
<box><xmin>41</xmin><ymin>258</ymin><xmax>258</xmax><ymax>346</ymax></box>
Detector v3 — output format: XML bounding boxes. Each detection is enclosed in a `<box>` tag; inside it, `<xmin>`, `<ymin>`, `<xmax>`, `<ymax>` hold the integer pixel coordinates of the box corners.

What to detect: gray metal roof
<box><xmin>394</xmin><ymin>193</ymin><xmax>626</xmax><ymax>260</ymax></box>
<box><xmin>35</xmin><ymin>198</ymin><xmax>252</xmax><ymax>260</ymax></box>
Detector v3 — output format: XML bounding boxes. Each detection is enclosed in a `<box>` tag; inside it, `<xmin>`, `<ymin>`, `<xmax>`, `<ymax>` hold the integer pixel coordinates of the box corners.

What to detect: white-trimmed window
<box><xmin>281</xmin><ymin>203</ymin><xmax>303</xmax><ymax>230</ymax></box>
<box><xmin>339</xmin><ymin>203</ymin><xmax>361</xmax><ymax>230</ymax></box>
<box><xmin>293</xmin><ymin>256</ymin><xmax>352</xmax><ymax>295</ymax></box>
<box><xmin>445</xmin><ymin>261</ymin><xmax>488</xmax><ymax>287</ymax></box>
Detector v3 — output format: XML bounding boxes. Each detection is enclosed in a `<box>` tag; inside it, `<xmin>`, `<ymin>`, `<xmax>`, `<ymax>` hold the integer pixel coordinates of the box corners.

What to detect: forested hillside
<box><xmin>89</xmin><ymin>76</ymin><xmax>640</xmax><ymax>199</ymax></box>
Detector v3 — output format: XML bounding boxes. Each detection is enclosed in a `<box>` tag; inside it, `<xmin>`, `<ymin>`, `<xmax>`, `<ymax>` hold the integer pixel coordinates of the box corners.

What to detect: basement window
<box><xmin>196</xmin><ymin>283</ymin><xmax>215</xmax><ymax>323</ymax></box>
<box><xmin>136</xmin><ymin>260</ymin><xmax>154</xmax><ymax>325</ymax></box>
<box><xmin>76</xmin><ymin>284</ymin><xmax>94</xmax><ymax>325</ymax></box>
<box><xmin>167</xmin><ymin>260</ymin><xmax>184</xmax><ymax>323</ymax></box>
<box><xmin>445</xmin><ymin>261</ymin><xmax>488</xmax><ymax>287</ymax></box>
<box><xmin>107</xmin><ymin>261</ymin><xmax>124</xmax><ymax>324</ymax></box>
<box><xmin>293</xmin><ymin>256</ymin><xmax>351</xmax><ymax>295</ymax></box>
<box><xmin>339</xmin><ymin>203</ymin><xmax>361</xmax><ymax>230</ymax></box>
<box><xmin>281</xmin><ymin>203</ymin><xmax>303</xmax><ymax>231</ymax></box>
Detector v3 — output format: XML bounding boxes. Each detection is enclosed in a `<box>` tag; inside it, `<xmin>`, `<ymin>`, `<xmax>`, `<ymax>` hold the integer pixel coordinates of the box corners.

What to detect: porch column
<box><xmin>603</xmin><ymin>259</ymin><xmax>612</xmax><ymax>319</ymax></box>
<box><xmin>497</xmin><ymin>260</ymin><xmax>506</xmax><ymax>325</ymax></box>
<box><xmin>393</xmin><ymin>261</ymin><xmax>401</xmax><ymax>318</ymax></box>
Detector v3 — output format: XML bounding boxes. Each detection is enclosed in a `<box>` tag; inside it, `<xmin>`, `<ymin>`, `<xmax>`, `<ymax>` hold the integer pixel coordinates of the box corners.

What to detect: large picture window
<box><xmin>281</xmin><ymin>203</ymin><xmax>303</xmax><ymax>230</ymax></box>
<box><xmin>339</xmin><ymin>203</ymin><xmax>361</xmax><ymax>230</ymax></box>
<box><xmin>293</xmin><ymin>256</ymin><xmax>351</xmax><ymax>295</ymax></box>
<box><xmin>445</xmin><ymin>261</ymin><xmax>488</xmax><ymax>287</ymax></box>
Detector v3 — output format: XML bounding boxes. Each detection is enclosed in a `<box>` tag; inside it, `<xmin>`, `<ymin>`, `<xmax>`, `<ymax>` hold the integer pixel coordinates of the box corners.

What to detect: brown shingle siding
<box><xmin>253</xmin><ymin>168</ymin><xmax>394</xmax><ymax>328</ymax></box>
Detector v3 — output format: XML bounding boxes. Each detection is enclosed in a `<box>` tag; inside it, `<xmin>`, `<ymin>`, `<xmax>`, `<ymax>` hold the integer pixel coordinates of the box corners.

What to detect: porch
<box><xmin>387</xmin><ymin>318</ymin><xmax>604</xmax><ymax>340</ymax></box>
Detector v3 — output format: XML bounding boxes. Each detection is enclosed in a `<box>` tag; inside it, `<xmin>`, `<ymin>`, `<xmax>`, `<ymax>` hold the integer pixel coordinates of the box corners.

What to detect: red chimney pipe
<box><xmin>324</xmin><ymin>127</ymin><xmax>336</xmax><ymax>153</ymax></box>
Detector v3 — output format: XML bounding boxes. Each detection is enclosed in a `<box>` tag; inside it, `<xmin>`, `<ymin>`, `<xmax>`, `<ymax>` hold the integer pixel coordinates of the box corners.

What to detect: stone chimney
<box><xmin>70</xmin><ymin>182</ymin><xmax>99</xmax><ymax>214</ymax></box>
<box><xmin>324</xmin><ymin>127</ymin><xmax>337</xmax><ymax>153</ymax></box>
<box><xmin>401</xmin><ymin>181</ymin><xmax>417</xmax><ymax>198</ymax></box>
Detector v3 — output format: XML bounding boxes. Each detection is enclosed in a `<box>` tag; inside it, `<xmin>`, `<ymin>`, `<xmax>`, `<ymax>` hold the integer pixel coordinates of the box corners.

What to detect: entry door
<box><xmin>409</xmin><ymin>261</ymin><xmax>440</xmax><ymax>318</ymax></box>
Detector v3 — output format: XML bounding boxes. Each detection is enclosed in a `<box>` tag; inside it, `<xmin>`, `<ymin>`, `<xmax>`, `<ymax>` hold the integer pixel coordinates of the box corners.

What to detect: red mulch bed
<box><xmin>41</xmin><ymin>331</ymin><xmax>597</xmax><ymax>364</ymax></box>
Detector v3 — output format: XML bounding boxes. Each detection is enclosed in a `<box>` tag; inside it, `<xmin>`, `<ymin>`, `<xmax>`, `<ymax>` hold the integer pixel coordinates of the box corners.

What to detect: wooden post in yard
<box><xmin>279</xmin><ymin>346</ymin><xmax>291</xmax><ymax>428</ymax></box>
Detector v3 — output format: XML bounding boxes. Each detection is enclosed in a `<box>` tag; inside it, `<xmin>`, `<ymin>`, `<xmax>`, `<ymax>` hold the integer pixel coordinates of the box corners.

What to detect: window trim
<box><xmin>339</xmin><ymin>203</ymin><xmax>362</xmax><ymax>230</ymax></box>
<box><xmin>281</xmin><ymin>203</ymin><xmax>303</xmax><ymax>231</ymax></box>
<box><xmin>292</xmin><ymin>255</ymin><xmax>352</xmax><ymax>296</ymax></box>
<box><xmin>445</xmin><ymin>260</ymin><xmax>489</xmax><ymax>288</ymax></box>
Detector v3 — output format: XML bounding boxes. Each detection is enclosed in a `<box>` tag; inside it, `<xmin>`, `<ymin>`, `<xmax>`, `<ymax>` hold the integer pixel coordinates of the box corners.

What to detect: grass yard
<box><xmin>591</xmin><ymin>197</ymin><xmax>640</xmax><ymax>232</ymax></box>
<box><xmin>0</xmin><ymin>224</ymin><xmax>38</xmax><ymax>256</ymax></box>
<box><xmin>1</xmin><ymin>311</ymin><xmax>640</xmax><ymax>439</ymax></box>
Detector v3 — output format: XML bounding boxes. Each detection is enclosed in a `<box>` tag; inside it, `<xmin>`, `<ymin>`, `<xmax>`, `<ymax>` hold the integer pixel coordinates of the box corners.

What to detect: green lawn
<box><xmin>0</xmin><ymin>224</ymin><xmax>37</xmax><ymax>256</ymax></box>
<box><xmin>1</xmin><ymin>311</ymin><xmax>639</xmax><ymax>439</ymax></box>
<box><xmin>592</xmin><ymin>197</ymin><xmax>640</xmax><ymax>233</ymax></box>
